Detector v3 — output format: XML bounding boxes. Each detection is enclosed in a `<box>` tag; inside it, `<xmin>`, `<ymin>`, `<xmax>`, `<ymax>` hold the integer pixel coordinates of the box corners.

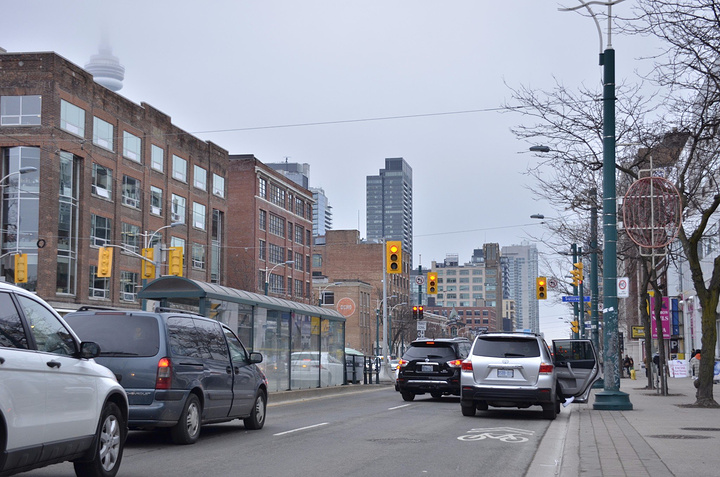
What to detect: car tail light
<box><xmin>447</xmin><ymin>359</ymin><xmax>463</xmax><ymax>368</ymax></box>
<box><xmin>539</xmin><ymin>363</ymin><xmax>554</xmax><ymax>374</ymax></box>
<box><xmin>461</xmin><ymin>359</ymin><xmax>473</xmax><ymax>371</ymax></box>
<box><xmin>156</xmin><ymin>357</ymin><xmax>172</xmax><ymax>389</ymax></box>
<box><xmin>398</xmin><ymin>359</ymin><xmax>409</xmax><ymax>368</ymax></box>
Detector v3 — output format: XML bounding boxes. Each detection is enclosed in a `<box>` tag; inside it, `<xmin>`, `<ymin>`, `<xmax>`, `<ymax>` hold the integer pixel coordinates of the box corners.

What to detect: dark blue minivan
<box><xmin>64</xmin><ymin>307</ymin><xmax>267</xmax><ymax>445</ymax></box>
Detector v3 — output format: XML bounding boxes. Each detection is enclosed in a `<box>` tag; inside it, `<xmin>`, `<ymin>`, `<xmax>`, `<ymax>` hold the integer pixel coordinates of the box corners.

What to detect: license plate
<box><xmin>421</xmin><ymin>365</ymin><xmax>434</xmax><ymax>372</ymax></box>
<box><xmin>497</xmin><ymin>369</ymin><xmax>514</xmax><ymax>378</ymax></box>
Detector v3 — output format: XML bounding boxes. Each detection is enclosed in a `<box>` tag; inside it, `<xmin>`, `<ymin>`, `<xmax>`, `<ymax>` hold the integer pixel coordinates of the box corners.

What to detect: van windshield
<box><xmin>65</xmin><ymin>314</ymin><xmax>160</xmax><ymax>357</ymax></box>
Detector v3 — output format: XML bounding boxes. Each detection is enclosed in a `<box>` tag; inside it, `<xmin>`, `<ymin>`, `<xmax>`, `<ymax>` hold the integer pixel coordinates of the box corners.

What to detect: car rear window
<box><xmin>403</xmin><ymin>343</ymin><xmax>457</xmax><ymax>360</ymax></box>
<box><xmin>65</xmin><ymin>313</ymin><xmax>160</xmax><ymax>357</ymax></box>
<box><xmin>473</xmin><ymin>337</ymin><xmax>541</xmax><ymax>358</ymax></box>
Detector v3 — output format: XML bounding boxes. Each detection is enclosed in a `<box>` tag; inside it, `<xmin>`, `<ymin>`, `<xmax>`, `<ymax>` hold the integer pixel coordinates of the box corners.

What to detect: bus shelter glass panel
<box><xmin>324</xmin><ymin>318</ymin><xmax>345</xmax><ymax>387</ymax></box>
<box><xmin>290</xmin><ymin>313</ymin><xmax>321</xmax><ymax>389</ymax></box>
<box><xmin>254</xmin><ymin>308</ymin><xmax>290</xmax><ymax>393</ymax></box>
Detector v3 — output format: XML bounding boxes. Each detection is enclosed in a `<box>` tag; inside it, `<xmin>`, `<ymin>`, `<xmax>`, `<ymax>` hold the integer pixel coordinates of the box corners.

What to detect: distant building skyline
<box><xmin>501</xmin><ymin>242</ymin><xmax>540</xmax><ymax>333</ymax></box>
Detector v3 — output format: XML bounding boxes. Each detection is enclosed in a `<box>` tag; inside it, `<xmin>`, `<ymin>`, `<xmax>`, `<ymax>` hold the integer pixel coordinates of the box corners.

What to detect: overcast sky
<box><xmin>1</xmin><ymin>1</ymin><xmax>661</xmax><ymax>338</ymax></box>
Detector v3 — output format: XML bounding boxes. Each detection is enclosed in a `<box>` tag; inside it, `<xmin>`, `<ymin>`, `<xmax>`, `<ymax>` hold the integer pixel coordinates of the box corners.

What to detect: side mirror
<box><xmin>249</xmin><ymin>352</ymin><xmax>263</xmax><ymax>364</ymax></box>
<box><xmin>80</xmin><ymin>341</ymin><xmax>101</xmax><ymax>359</ymax></box>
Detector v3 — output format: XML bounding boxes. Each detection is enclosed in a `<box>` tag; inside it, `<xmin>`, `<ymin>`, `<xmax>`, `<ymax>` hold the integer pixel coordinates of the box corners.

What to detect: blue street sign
<box><xmin>561</xmin><ymin>295</ymin><xmax>591</xmax><ymax>302</ymax></box>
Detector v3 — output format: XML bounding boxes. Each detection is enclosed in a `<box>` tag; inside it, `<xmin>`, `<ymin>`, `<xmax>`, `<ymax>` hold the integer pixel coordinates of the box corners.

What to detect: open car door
<box><xmin>552</xmin><ymin>339</ymin><xmax>600</xmax><ymax>403</ymax></box>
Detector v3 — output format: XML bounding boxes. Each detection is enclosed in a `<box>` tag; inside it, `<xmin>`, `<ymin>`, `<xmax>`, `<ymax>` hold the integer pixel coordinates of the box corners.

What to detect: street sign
<box><xmin>415</xmin><ymin>276</ymin><xmax>425</xmax><ymax>285</ymax></box>
<box><xmin>548</xmin><ymin>278</ymin><xmax>558</xmax><ymax>289</ymax></box>
<box><xmin>417</xmin><ymin>320</ymin><xmax>427</xmax><ymax>331</ymax></box>
<box><xmin>617</xmin><ymin>277</ymin><xmax>629</xmax><ymax>298</ymax></box>
<box><xmin>561</xmin><ymin>295</ymin><xmax>591</xmax><ymax>302</ymax></box>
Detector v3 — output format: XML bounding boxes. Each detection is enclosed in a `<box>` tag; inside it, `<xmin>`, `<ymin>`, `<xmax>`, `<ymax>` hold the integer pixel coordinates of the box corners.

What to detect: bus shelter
<box><xmin>138</xmin><ymin>276</ymin><xmax>346</xmax><ymax>392</ymax></box>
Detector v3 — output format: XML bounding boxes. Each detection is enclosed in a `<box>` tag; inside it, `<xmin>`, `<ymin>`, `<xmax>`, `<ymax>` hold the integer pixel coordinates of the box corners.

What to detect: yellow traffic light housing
<box><xmin>536</xmin><ymin>276</ymin><xmax>547</xmax><ymax>300</ymax></box>
<box><xmin>141</xmin><ymin>248</ymin><xmax>156</xmax><ymax>279</ymax></box>
<box><xmin>427</xmin><ymin>272</ymin><xmax>438</xmax><ymax>294</ymax></box>
<box><xmin>570</xmin><ymin>262</ymin><xmax>584</xmax><ymax>286</ymax></box>
<box><xmin>168</xmin><ymin>247</ymin><xmax>183</xmax><ymax>277</ymax></box>
<box><xmin>97</xmin><ymin>247</ymin><xmax>113</xmax><ymax>278</ymax></box>
<box><xmin>14</xmin><ymin>253</ymin><xmax>28</xmax><ymax>283</ymax></box>
<box><xmin>570</xmin><ymin>320</ymin><xmax>580</xmax><ymax>334</ymax></box>
<box><xmin>412</xmin><ymin>305</ymin><xmax>419</xmax><ymax>319</ymax></box>
<box><xmin>386</xmin><ymin>241</ymin><xmax>402</xmax><ymax>274</ymax></box>
<box><xmin>418</xmin><ymin>306</ymin><xmax>424</xmax><ymax>319</ymax></box>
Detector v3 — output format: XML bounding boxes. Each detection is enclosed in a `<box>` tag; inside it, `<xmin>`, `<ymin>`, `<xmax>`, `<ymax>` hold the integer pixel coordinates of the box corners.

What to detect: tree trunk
<box><xmin>654</xmin><ymin>292</ymin><xmax>668</xmax><ymax>395</ymax></box>
<box><xmin>695</xmin><ymin>304</ymin><xmax>719</xmax><ymax>407</ymax></box>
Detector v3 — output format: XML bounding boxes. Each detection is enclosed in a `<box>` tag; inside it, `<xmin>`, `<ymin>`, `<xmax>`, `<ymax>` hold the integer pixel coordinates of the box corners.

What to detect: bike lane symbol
<box><xmin>457</xmin><ymin>427</ymin><xmax>535</xmax><ymax>443</ymax></box>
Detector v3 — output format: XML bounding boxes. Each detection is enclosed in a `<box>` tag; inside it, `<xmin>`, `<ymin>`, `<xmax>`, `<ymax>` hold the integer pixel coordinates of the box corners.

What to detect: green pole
<box><xmin>594</xmin><ymin>47</ymin><xmax>632</xmax><ymax>410</ymax></box>
<box><xmin>572</xmin><ymin>244</ymin><xmax>579</xmax><ymax>339</ymax></box>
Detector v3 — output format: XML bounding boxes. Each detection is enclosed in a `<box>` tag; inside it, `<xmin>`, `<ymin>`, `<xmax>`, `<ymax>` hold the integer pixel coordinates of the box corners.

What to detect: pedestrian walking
<box><xmin>623</xmin><ymin>355</ymin><xmax>632</xmax><ymax>378</ymax></box>
<box><xmin>690</xmin><ymin>352</ymin><xmax>700</xmax><ymax>378</ymax></box>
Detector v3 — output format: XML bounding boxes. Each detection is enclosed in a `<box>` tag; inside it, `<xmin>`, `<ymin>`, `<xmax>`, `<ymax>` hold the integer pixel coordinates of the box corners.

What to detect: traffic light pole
<box><xmin>572</xmin><ymin>244</ymin><xmax>579</xmax><ymax>339</ymax></box>
<box><xmin>578</xmin><ymin>247</ymin><xmax>584</xmax><ymax>339</ymax></box>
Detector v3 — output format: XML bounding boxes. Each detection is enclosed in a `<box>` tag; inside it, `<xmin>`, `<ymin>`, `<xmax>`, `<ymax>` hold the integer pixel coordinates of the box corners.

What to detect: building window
<box><xmin>170</xmin><ymin>237</ymin><xmax>185</xmax><ymax>259</ymax></box>
<box><xmin>268</xmin><ymin>243</ymin><xmax>284</xmax><ymax>264</ymax></box>
<box><xmin>295</xmin><ymin>225</ymin><xmax>304</xmax><ymax>245</ymax></box>
<box><xmin>121</xmin><ymin>222</ymin><xmax>140</xmax><ymax>254</ymax></box>
<box><xmin>258</xmin><ymin>177</ymin><xmax>267</xmax><ymax>198</ymax></box>
<box><xmin>57</xmin><ymin>151</ymin><xmax>78</xmax><ymax>295</ymax></box>
<box><xmin>89</xmin><ymin>266</ymin><xmax>110</xmax><ymax>299</ymax></box>
<box><xmin>295</xmin><ymin>279</ymin><xmax>303</xmax><ymax>298</ymax></box>
<box><xmin>213</xmin><ymin>173</ymin><xmax>225</xmax><ymax>197</ymax></box>
<box><xmin>294</xmin><ymin>252</ymin><xmax>304</xmax><ymax>271</ymax></box>
<box><xmin>123</xmin><ymin>131</ymin><xmax>141</xmax><ymax>162</ymax></box>
<box><xmin>60</xmin><ymin>100</ymin><xmax>84</xmax><ymax>136</ymax></box>
<box><xmin>268</xmin><ymin>214</ymin><xmax>284</xmax><ymax>237</ymax></box>
<box><xmin>295</xmin><ymin>197</ymin><xmax>305</xmax><ymax>217</ymax></box>
<box><xmin>269</xmin><ymin>183</ymin><xmax>285</xmax><ymax>207</ymax></box>
<box><xmin>172</xmin><ymin>155</ymin><xmax>187</xmax><ymax>182</ymax></box>
<box><xmin>151</xmin><ymin>145</ymin><xmax>164</xmax><ymax>172</ymax></box>
<box><xmin>92</xmin><ymin>163</ymin><xmax>113</xmax><ymax>200</ymax></box>
<box><xmin>259</xmin><ymin>239</ymin><xmax>266</xmax><ymax>261</ymax></box>
<box><xmin>259</xmin><ymin>209</ymin><xmax>266</xmax><ymax>231</ymax></box>
<box><xmin>93</xmin><ymin>117</ymin><xmax>114</xmax><ymax>151</ymax></box>
<box><xmin>122</xmin><ymin>175</ymin><xmax>141</xmax><ymax>209</ymax></box>
<box><xmin>120</xmin><ymin>271</ymin><xmax>138</xmax><ymax>302</ymax></box>
<box><xmin>1</xmin><ymin>95</ymin><xmax>41</xmax><ymax>125</ymax></box>
<box><xmin>171</xmin><ymin>194</ymin><xmax>186</xmax><ymax>224</ymax></box>
<box><xmin>192</xmin><ymin>243</ymin><xmax>206</xmax><ymax>269</ymax></box>
<box><xmin>150</xmin><ymin>186</ymin><xmax>163</xmax><ymax>216</ymax></box>
<box><xmin>312</xmin><ymin>253</ymin><xmax>322</xmax><ymax>268</ymax></box>
<box><xmin>268</xmin><ymin>273</ymin><xmax>284</xmax><ymax>294</ymax></box>
<box><xmin>192</xmin><ymin>202</ymin><xmax>206</xmax><ymax>230</ymax></box>
<box><xmin>90</xmin><ymin>214</ymin><xmax>112</xmax><ymax>247</ymax></box>
<box><xmin>193</xmin><ymin>165</ymin><xmax>207</xmax><ymax>191</ymax></box>
<box><xmin>211</xmin><ymin>210</ymin><xmax>222</xmax><ymax>283</ymax></box>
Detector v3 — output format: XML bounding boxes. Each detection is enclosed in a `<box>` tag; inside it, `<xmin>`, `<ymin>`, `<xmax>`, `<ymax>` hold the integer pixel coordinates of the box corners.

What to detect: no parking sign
<box><xmin>617</xmin><ymin>277</ymin><xmax>629</xmax><ymax>298</ymax></box>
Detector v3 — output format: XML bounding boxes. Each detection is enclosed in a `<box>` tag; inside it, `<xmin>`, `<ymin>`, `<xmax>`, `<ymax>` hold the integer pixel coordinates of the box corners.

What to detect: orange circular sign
<box><xmin>336</xmin><ymin>297</ymin><xmax>356</xmax><ymax>317</ymax></box>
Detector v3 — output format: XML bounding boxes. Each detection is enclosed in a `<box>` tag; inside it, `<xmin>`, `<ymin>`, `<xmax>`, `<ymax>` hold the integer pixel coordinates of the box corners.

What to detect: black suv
<box><xmin>395</xmin><ymin>338</ymin><xmax>472</xmax><ymax>401</ymax></box>
<box><xmin>64</xmin><ymin>307</ymin><xmax>268</xmax><ymax>445</ymax></box>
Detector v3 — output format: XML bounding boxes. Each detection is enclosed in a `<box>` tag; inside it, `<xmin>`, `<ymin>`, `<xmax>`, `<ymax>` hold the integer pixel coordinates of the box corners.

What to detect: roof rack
<box><xmin>77</xmin><ymin>305</ymin><xmax>119</xmax><ymax>312</ymax></box>
<box><xmin>153</xmin><ymin>306</ymin><xmax>200</xmax><ymax>316</ymax></box>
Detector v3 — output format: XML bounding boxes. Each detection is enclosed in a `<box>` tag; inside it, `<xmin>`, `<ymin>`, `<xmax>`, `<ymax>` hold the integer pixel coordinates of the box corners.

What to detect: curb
<box><xmin>526</xmin><ymin>404</ymin><xmax>575</xmax><ymax>476</ymax></box>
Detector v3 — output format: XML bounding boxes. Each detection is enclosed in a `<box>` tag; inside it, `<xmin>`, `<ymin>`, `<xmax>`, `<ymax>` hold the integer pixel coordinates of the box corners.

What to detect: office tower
<box><xmin>310</xmin><ymin>187</ymin><xmax>332</xmax><ymax>237</ymax></box>
<box><xmin>501</xmin><ymin>242</ymin><xmax>540</xmax><ymax>333</ymax></box>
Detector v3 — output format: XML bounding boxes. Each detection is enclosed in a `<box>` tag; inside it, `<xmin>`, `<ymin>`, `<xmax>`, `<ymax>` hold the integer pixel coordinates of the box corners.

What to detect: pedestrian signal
<box><xmin>386</xmin><ymin>241</ymin><xmax>402</xmax><ymax>274</ymax></box>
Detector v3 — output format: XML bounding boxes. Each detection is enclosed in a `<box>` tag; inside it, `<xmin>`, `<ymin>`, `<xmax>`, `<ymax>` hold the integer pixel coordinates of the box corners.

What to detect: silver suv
<box><xmin>460</xmin><ymin>332</ymin><xmax>599</xmax><ymax>420</ymax></box>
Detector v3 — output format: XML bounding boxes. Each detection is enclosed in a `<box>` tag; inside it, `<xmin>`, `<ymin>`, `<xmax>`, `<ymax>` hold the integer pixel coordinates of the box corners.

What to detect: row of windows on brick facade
<box><xmin>439</xmin><ymin>293</ymin><xmax>496</xmax><ymax>300</ymax></box>
<box><xmin>257</xmin><ymin>240</ymin><xmax>311</xmax><ymax>271</ymax></box>
<box><xmin>263</xmin><ymin>272</ymin><xmax>311</xmax><ymax>299</ymax></box>
<box><xmin>435</xmin><ymin>269</ymin><xmax>497</xmax><ymax>276</ymax></box>
<box><xmin>257</xmin><ymin>176</ymin><xmax>312</xmax><ymax>221</ymax></box>
<box><xmin>258</xmin><ymin>209</ymin><xmax>311</xmax><ymax>245</ymax></box>
<box><xmin>1</xmin><ymin>96</ymin><xmax>227</xmax><ymax>196</ymax></box>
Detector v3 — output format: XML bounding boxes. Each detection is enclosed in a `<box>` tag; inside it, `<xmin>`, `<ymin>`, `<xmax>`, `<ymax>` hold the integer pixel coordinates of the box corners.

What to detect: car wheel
<box><xmin>401</xmin><ymin>391</ymin><xmax>415</xmax><ymax>401</ymax></box>
<box><xmin>170</xmin><ymin>394</ymin><xmax>202</xmax><ymax>445</ymax></box>
<box><xmin>243</xmin><ymin>390</ymin><xmax>267</xmax><ymax>430</ymax></box>
<box><xmin>461</xmin><ymin>401</ymin><xmax>476</xmax><ymax>417</ymax></box>
<box><xmin>542</xmin><ymin>399</ymin><xmax>558</xmax><ymax>420</ymax></box>
<box><xmin>430</xmin><ymin>392</ymin><xmax>442</xmax><ymax>399</ymax></box>
<box><xmin>73</xmin><ymin>401</ymin><xmax>125</xmax><ymax>477</ymax></box>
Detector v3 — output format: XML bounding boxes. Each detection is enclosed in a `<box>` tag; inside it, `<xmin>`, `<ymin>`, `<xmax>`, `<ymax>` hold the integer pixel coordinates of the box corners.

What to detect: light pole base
<box><xmin>593</xmin><ymin>390</ymin><xmax>633</xmax><ymax>410</ymax></box>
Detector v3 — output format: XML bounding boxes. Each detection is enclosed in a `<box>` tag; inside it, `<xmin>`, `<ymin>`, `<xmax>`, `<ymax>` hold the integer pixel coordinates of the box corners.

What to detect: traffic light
<box><xmin>141</xmin><ymin>248</ymin><xmax>156</xmax><ymax>279</ymax></box>
<box><xmin>418</xmin><ymin>306</ymin><xmax>424</xmax><ymax>319</ymax></box>
<box><xmin>570</xmin><ymin>320</ymin><xmax>580</xmax><ymax>334</ymax></box>
<box><xmin>386</xmin><ymin>241</ymin><xmax>402</xmax><ymax>274</ymax></box>
<box><xmin>570</xmin><ymin>262</ymin><xmax>584</xmax><ymax>286</ymax></box>
<box><xmin>412</xmin><ymin>305</ymin><xmax>418</xmax><ymax>319</ymax></box>
<box><xmin>97</xmin><ymin>247</ymin><xmax>113</xmax><ymax>278</ymax></box>
<box><xmin>427</xmin><ymin>272</ymin><xmax>438</xmax><ymax>294</ymax></box>
<box><xmin>14</xmin><ymin>253</ymin><xmax>28</xmax><ymax>284</ymax></box>
<box><xmin>168</xmin><ymin>246</ymin><xmax>183</xmax><ymax>277</ymax></box>
<box><xmin>536</xmin><ymin>276</ymin><xmax>547</xmax><ymax>300</ymax></box>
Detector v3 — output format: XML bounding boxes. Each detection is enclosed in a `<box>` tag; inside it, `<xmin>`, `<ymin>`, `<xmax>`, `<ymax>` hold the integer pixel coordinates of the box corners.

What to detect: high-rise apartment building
<box><xmin>310</xmin><ymin>187</ymin><xmax>332</xmax><ymax>237</ymax></box>
<box><xmin>366</xmin><ymin>157</ymin><xmax>413</xmax><ymax>265</ymax></box>
<box><xmin>501</xmin><ymin>242</ymin><xmax>540</xmax><ymax>333</ymax></box>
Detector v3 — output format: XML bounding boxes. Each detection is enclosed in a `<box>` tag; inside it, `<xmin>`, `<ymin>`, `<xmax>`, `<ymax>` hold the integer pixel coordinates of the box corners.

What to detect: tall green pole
<box><xmin>572</xmin><ymin>244</ymin><xmax>579</xmax><ymax>339</ymax></box>
<box><xmin>594</xmin><ymin>47</ymin><xmax>632</xmax><ymax>410</ymax></box>
<box><xmin>578</xmin><ymin>247</ymin><xmax>584</xmax><ymax>339</ymax></box>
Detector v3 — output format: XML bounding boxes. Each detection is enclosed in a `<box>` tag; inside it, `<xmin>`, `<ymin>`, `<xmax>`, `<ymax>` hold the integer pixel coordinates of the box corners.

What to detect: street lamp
<box><xmin>140</xmin><ymin>221</ymin><xmax>182</xmax><ymax>310</ymax></box>
<box><xmin>388</xmin><ymin>302</ymin><xmax>407</xmax><ymax>358</ymax></box>
<box><xmin>375</xmin><ymin>295</ymin><xmax>397</xmax><ymax>358</ymax></box>
<box><xmin>0</xmin><ymin>166</ymin><xmax>37</xmax><ymax>184</ymax></box>
<box><xmin>318</xmin><ymin>282</ymin><xmax>344</xmax><ymax>306</ymax></box>
<box><xmin>264</xmin><ymin>260</ymin><xmax>294</xmax><ymax>295</ymax></box>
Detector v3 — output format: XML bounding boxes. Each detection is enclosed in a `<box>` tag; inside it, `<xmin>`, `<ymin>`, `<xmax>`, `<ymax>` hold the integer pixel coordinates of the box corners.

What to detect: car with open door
<box><xmin>460</xmin><ymin>332</ymin><xmax>599</xmax><ymax>419</ymax></box>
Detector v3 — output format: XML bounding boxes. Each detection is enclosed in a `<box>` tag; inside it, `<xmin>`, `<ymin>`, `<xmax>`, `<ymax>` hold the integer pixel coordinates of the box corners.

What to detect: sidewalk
<box><xmin>529</xmin><ymin>377</ymin><xmax>720</xmax><ymax>476</ymax></box>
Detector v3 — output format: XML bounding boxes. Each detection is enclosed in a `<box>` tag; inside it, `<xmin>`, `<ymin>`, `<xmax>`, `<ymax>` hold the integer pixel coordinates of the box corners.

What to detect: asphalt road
<box><xmin>25</xmin><ymin>386</ymin><xmax>555</xmax><ymax>477</ymax></box>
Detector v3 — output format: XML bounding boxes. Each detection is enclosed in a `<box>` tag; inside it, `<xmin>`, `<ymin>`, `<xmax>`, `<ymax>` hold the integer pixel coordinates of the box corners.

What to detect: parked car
<box><xmin>395</xmin><ymin>337</ymin><xmax>472</xmax><ymax>401</ymax></box>
<box><xmin>290</xmin><ymin>351</ymin><xmax>344</xmax><ymax>388</ymax></box>
<box><xmin>64</xmin><ymin>307</ymin><xmax>267</xmax><ymax>445</ymax></box>
<box><xmin>460</xmin><ymin>332</ymin><xmax>600</xmax><ymax>420</ymax></box>
<box><xmin>0</xmin><ymin>282</ymin><xmax>128</xmax><ymax>477</ymax></box>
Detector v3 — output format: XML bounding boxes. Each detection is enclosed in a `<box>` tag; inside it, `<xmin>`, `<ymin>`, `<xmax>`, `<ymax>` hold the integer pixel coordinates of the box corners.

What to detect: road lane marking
<box><xmin>388</xmin><ymin>404</ymin><xmax>412</xmax><ymax>410</ymax></box>
<box><xmin>273</xmin><ymin>422</ymin><xmax>329</xmax><ymax>436</ymax></box>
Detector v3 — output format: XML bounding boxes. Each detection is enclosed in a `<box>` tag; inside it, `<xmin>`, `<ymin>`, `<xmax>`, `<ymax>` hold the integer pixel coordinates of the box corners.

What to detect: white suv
<box><xmin>460</xmin><ymin>332</ymin><xmax>599</xmax><ymax>420</ymax></box>
<box><xmin>0</xmin><ymin>282</ymin><xmax>128</xmax><ymax>476</ymax></box>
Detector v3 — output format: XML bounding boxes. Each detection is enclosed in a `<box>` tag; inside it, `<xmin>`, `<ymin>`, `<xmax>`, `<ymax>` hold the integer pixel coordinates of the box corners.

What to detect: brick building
<box><xmin>314</xmin><ymin>280</ymin><xmax>374</xmax><ymax>355</ymax></box>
